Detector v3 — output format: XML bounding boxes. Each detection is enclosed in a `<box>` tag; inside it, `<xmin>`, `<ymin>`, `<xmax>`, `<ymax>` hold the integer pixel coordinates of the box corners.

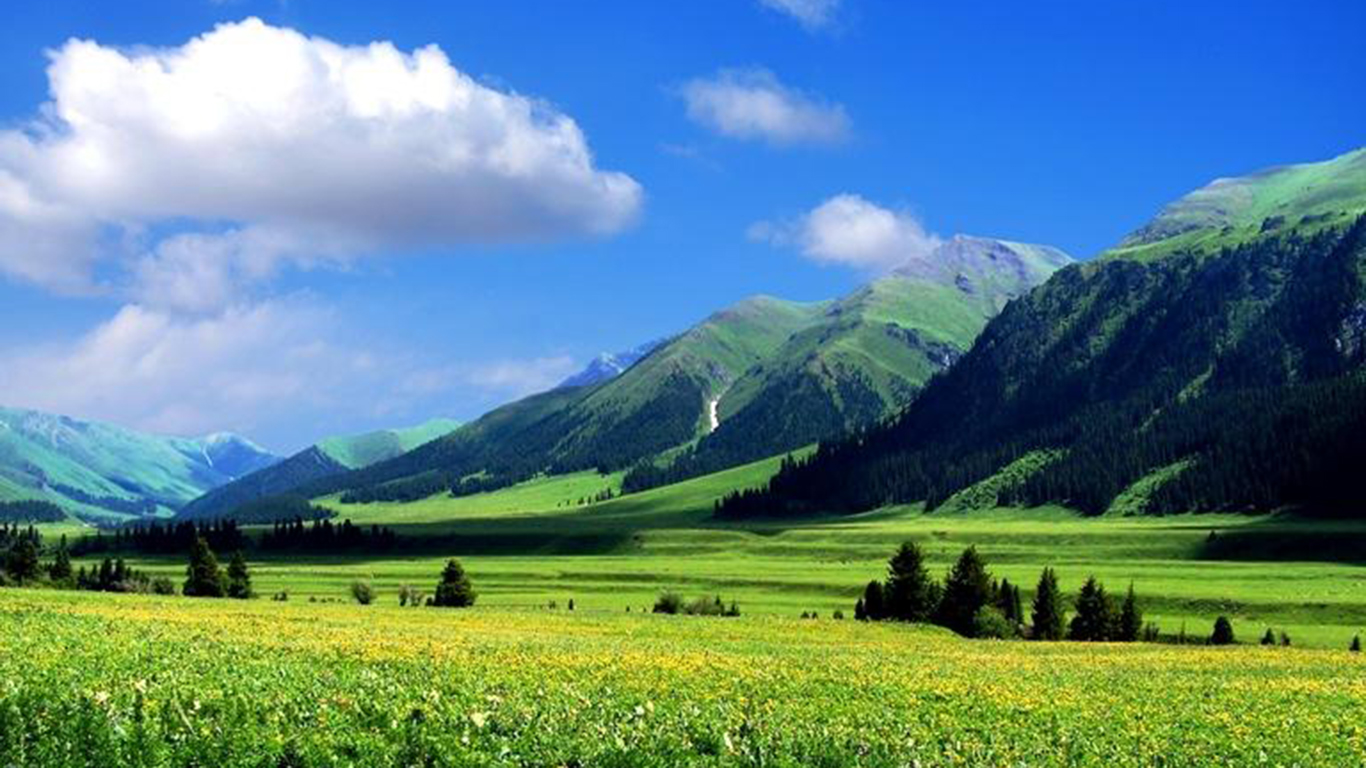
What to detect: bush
<box><xmin>398</xmin><ymin>584</ymin><xmax>421</xmax><ymax>607</ymax></box>
<box><xmin>151</xmin><ymin>577</ymin><xmax>176</xmax><ymax>595</ymax></box>
<box><xmin>972</xmin><ymin>606</ymin><xmax>1017</xmax><ymax>640</ymax></box>
<box><xmin>350</xmin><ymin>580</ymin><xmax>376</xmax><ymax>605</ymax></box>
<box><xmin>1209</xmin><ymin>616</ymin><xmax>1236</xmax><ymax>646</ymax></box>
<box><xmin>684</xmin><ymin>596</ymin><xmax>726</xmax><ymax>616</ymax></box>
<box><xmin>652</xmin><ymin>593</ymin><xmax>682</xmax><ymax>615</ymax></box>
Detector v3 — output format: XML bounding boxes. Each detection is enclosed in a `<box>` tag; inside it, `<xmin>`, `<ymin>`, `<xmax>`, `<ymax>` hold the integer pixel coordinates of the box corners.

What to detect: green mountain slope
<box><xmin>0</xmin><ymin>407</ymin><xmax>278</xmax><ymax>522</ymax></box>
<box><xmin>624</xmin><ymin>237</ymin><xmax>1071</xmax><ymax>491</ymax></box>
<box><xmin>302</xmin><ymin>297</ymin><xmax>829</xmax><ymax>504</ymax></box>
<box><xmin>719</xmin><ymin>147</ymin><xmax>1366</xmax><ymax>519</ymax></box>
<box><xmin>177</xmin><ymin>418</ymin><xmax>459</xmax><ymax>520</ymax></box>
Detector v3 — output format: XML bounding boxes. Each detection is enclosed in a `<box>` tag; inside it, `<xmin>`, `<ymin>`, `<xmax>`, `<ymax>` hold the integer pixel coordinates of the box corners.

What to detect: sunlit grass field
<box><xmin>2</xmin><ymin>589</ymin><xmax>1364</xmax><ymax>767</ymax></box>
<box><xmin>57</xmin><ymin>453</ymin><xmax>1366</xmax><ymax>650</ymax></box>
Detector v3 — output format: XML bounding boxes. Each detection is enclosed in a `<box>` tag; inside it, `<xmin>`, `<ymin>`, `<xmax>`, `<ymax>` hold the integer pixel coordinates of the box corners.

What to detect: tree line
<box><xmin>855</xmin><ymin>542</ymin><xmax>1240</xmax><ymax>644</ymax></box>
<box><xmin>71</xmin><ymin>517</ymin><xmax>399</xmax><ymax>556</ymax></box>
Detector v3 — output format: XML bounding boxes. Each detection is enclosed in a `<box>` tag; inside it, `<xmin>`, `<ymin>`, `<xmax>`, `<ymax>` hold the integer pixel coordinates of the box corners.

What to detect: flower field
<box><xmin>1</xmin><ymin>589</ymin><xmax>1362</xmax><ymax>767</ymax></box>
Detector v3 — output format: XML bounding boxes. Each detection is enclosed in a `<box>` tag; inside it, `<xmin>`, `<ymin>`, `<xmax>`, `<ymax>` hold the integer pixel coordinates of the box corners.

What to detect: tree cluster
<box><xmin>853</xmin><ymin>542</ymin><xmax>1147</xmax><ymax>642</ymax></box>
<box><xmin>0</xmin><ymin>500</ymin><xmax>66</xmax><ymax>524</ymax></box>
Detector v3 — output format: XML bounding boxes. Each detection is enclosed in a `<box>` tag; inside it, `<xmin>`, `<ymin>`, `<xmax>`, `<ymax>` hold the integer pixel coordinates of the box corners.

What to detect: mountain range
<box><xmin>176</xmin><ymin>418</ymin><xmax>459</xmax><ymax>521</ymax></box>
<box><xmin>190</xmin><ymin>233</ymin><xmax>1068</xmax><ymax>516</ymax></box>
<box><xmin>0</xmin><ymin>407</ymin><xmax>279</xmax><ymax>521</ymax></box>
<box><xmin>720</xmin><ymin>147</ymin><xmax>1366</xmax><ymax>519</ymax></box>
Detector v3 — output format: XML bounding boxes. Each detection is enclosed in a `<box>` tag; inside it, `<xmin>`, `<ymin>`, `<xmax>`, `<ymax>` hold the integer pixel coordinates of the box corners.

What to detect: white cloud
<box><xmin>749</xmin><ymin>193</ymin><xmax>942</xmax><ymax>271</ymax></box>
<box><xmin>757</xmin><ymin>0</ymin><xmax>843</xmax><ymax>30</ymax></box>
<box><xmin>0</xmin><ymin>17</ymin><xmax>642</xmax><ymax>299</ymax></box>
<box><xmin>0</xmin><ymin>297</ymin><xmax>587</xmax><ymax>448</ymax></box>
<box><xmin>681</xmin><ymin>68</ymin><xmax>850</xmax><ymax>146</ymax></box>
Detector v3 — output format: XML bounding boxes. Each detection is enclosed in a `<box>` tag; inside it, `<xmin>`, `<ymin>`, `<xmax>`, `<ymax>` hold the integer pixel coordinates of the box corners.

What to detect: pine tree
<box><xmin>1069</xmin><ymin>576</ymin><xmax>1116</xmax><ymax>641</ymax></box>
<box><xmin>994</xmin><ymin>578</ymin><xmax>1016</xmax><ymax>622</ymax></box>
<box><xmin>937</xmin><ymin>547</ymin><xmax>993</xmax><ymax>637</ymax></box>
<box><xmin>432</xmin><ymin>558</ymin><xmax>476</xmax><ymax>607</ymax></box>
<box><xmin>4</xmin><ymin>537</ymin><xmax>39</xmax><ymax>584</ymax></box>
<box><xmin>884</xmin><ymin>541</ymin><xmax>936</xmax><ymax>622</ymax></box>
<box><xmin>1351</xmin><ymin>635</ymin><xmax>1361</xmax><ymax>653</ymax></box>
<box><xmin>49</xmin><ymin>536</ymin><xmax>73</xmax><ymax>582</ymax></box>
<box><xmin>1118</xmin><ymin>583</ymin><xmax>1142</xmax><ymax>642</ymax></box>
<box><xmin>861</xmin><ymin>580</ymin><xmax>886</xmax><ymax>621</ymax></box>
<box><xmin>1030</xmin><ymin>567</ymin><xmax>1065</xmax><ymax>641</ymax></box>
<box><xmin>1261</xmin><ymin>628</ymin><xmax>1276</xmax><ymax>646</ymax></box>
<box><xmin>226</xmin><ymin>551</ymin><xmax>252</xmax><ymax>599</ymax></box>
<box><xmin>1209</xmin><ymin>616</ymin><xmax>1236</xmax><ymax>646</ymax></box>
<box><xmin>854</xmin><ymin>597</ymin><xmax>867</xmax><ymax>621</ymax></box>
<box><xmin>183</xmin><ymin>537</ymin><xmax>226</xmax><ymax>598</ymax></box>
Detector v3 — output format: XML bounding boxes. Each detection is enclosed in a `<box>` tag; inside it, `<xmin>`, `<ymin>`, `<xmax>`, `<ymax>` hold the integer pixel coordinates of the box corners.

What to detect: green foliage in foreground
<box><xmin>0</xmin><ymin>590</ymin><xmax>1362</xmax><ymax>767</ymax></box>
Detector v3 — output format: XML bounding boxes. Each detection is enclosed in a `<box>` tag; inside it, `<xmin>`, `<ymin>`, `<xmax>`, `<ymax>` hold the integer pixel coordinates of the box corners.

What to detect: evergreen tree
<box><xmin>1209</xmin><ymin>616</ymin><xmax>1236</xmax><ymax>646</ymax></box>
<box><xmin>936</xmin><ymin>547</ymin><xmax>993</xmax><ymax>637</ymax></box>
<box><xmin>1278</xmin><ymin>631</ymin><xmax>1291</xmax><ymax>648</ymax></box>
<box><xmin>1030</xmin><ymin>567</ymin><xmax>1065</xmax><ymax>641</ymax></box>
<box><xmin>884</xmin><ymin>541</ymin><xmax>936</xmax><ymax>622</ymax></box>
<box><xmin>853</xmin><ymin>597</ymin><xmax>867</xmax><ymax>621</ymax></box>
<box><xmin>860</xmin><ymin>580</ymin><xmax>886</xmax><ymax>621</ymax></box>
<box><xmin>432</xmin><ymin>558</ymin><xmax>476</xmax><ymax>607</ymax></box>
<box><xmin>4</xmin><ymin>537</ymin><xmax>40</xmax><ymax>584</ymax></box>
<box><xmin>1351</xmin><ymin>635</ymin><xmax>1361</xmax><ymax>653</ymax></box>
<box><xmin>1261</xmin><ymin>628</ymin><xmax>1276</xmax><ymax>646</ymax></box>
<box><xmin>49</xmin><ymin>536</ymin><xmax>73</xmax><ymax>582</ymax></box>
<box><xmin>226</xmin><ymin>551</ymin><xmax>252</xmax><ymax>599</ymax></box>
<box><xmin>1118</xmin><ymin>583</ymin><xmax>1142</xmax><ymax>642</ymax></box>
<box><xmin>183</xmin><ymin>537</ymin><xmax>226</xmax><ymax>598</ymax></box>
<box><xmin>1069</xmin><ymin>576</ymin><xmax>1116</xmax><ymax>642</ymax></box>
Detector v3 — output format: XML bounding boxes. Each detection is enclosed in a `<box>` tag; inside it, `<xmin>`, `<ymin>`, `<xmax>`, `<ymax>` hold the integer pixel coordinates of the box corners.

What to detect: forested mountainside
<box><xmin>720</xmin><ymin>149</ymin><xmax>1366</xmax><ymax>519</ymax></box>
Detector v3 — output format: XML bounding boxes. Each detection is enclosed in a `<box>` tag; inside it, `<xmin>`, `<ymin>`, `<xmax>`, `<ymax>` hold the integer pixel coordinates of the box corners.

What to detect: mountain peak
<box><xmin>893</xmin><ymin>235</ymin><xmax>1073</xmax><ymax>301</ymax></box>
<box><xmin>557</xmin><ymin>339</ymin><xmax>665</xmax><ymax>389</ymax></box>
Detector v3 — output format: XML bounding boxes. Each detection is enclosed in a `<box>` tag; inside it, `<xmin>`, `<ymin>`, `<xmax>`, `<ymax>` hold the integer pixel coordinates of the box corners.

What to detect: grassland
<box><xmin>2</xmin><ymin>588</ymin><xmax>1362</xmax><ymax>767</ymax></box>
<box><xmin>58</xmin><ymin>452</ymin><xmax>1366</xmax><ymax>650</ymax></box>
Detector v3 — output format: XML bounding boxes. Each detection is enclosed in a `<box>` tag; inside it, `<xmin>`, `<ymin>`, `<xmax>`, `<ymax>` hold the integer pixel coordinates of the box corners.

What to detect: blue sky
<box><xmin>0</xmin><ymin>0</ymin><xmax>1362</xmax><ymax>452</ymax></box>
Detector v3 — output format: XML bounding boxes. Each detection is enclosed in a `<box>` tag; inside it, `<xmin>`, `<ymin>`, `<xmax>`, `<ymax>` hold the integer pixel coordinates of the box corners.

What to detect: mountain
<box><xmin>176</xmin><ymin>418</ymin><xmax>459</xmax><ymax>520</ymax></box>
<box><xmin>304</xmin><ymin>296</ymin><xmax>830</xmax><ymax>504</ymax></box>
<box><xmin>718</xmin><ymin>147</ymin><xmax>1366</xmax><ymax>519</ymax></box>
<box><xmin>622</xmin><ymin>237</ymin><xmax>1072</xmax><ymax>491</ymax></box>
<box><xmin>0</xmin><ymin>406</ymin><xmax>279</xmax><ymax>522</ymax></box>
<box><xmin>557</xmin><ymin>340</ymin><xmax>664</xmax><ymax>388</ymax></box>
<box><xmin>312</xmin><ymin>235</ymin><xmax>1068</xmax><ymax>507</ymax></box>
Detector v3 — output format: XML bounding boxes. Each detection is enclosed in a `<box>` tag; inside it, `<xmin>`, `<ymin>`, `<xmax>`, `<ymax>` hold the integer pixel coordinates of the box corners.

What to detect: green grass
<box><xmin>96</xmin><ymin>463</ymin><xmax>1366</xmax><ymax>649</ymax></box>
<box><xmin>317</xmin><ymin>417</ymin><xmax>461</xmax><ymax>469</ymax></box>
<box><xmin>2</xmin><ymin>589</ymin><xmax>1363</xmax><ymax>767</ymax></box>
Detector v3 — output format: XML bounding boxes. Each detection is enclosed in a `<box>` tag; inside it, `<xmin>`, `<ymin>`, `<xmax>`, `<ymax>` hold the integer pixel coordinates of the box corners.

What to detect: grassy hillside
<box><xmin>317</xmin><ymin>418</ymin><xmax>460</xmax><ymax>469</ymax></box>
<box><xmin>1111</xmin><ymin>146</ymin><xmax>1366</xmax><ymax>261</ymax></box>
<box><xmin>0</xmin><ymin>406</ymin><xmax>277</xmax><ymax>522</ymax></box>
<box><xmin>626</xmin><ymin>239</ymin><xmax>1072</xmax><ymax>492</ymax></box>
<box><xmin>304</xmin><ymin>298</ymin><xmax>826</xmax><ymax>505</ymax></box>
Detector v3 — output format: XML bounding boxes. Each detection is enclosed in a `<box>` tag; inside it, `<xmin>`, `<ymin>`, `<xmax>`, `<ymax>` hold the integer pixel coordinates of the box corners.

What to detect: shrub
<box><xmin>1279</xmin><ymin>631</ymin><xmax>1291</xmax><ymax>647</ymax></box>
<box><xmin>832</xmin><ymin>609</ymin><xmax>844</xmax><ymax>620</ymax></box>
<box><xmin>350</xmin><ymin>580</ymin><xmax>376</xmax><ymax>605</ymax></box>
<box><xmin>1209</xmin><ymin>616</ymin><xmax>1236</xmax><ymax>646</ymax></box>
<box><xmin>151</xmin><ymin>577</ymin><xmax>176</xmax><ymax>595</ymax></box>
<box><xmin>972</xmin><ymin>606</ymin><xmax>1017</xmax><ymax>640</ymax></box>
<box><xmin>684</xmin><ymin>596</ymin><xmax>726</xmax><ymax>616</ymax></box>
<box><xmin>652</xmin><ymin>593</ymin><xmax>682</xmax><ymax>615</ymax></box>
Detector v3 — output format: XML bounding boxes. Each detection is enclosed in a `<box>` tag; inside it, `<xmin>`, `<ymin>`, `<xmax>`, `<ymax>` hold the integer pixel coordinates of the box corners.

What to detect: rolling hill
<box><xmin>719</xmin><ymin>147</ymin><xmax>1366</xmax><ymax>519</ymax></box>
<box><xmin>176</xmin><ymin>418</ymin><xmax>459</xmax><ymax>520</ymax></box>
<box><xmin>0</xmin><ymin>406</ymin><xmax>278</xmax><ymax>522</ymax></box>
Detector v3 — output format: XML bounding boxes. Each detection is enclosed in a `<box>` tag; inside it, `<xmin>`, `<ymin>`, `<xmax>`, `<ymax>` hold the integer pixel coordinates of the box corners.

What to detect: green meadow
<box><xmin>64</xmin><ymin>454</ymin><xmax>1366</xmax><ymax>651</ymax></box>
